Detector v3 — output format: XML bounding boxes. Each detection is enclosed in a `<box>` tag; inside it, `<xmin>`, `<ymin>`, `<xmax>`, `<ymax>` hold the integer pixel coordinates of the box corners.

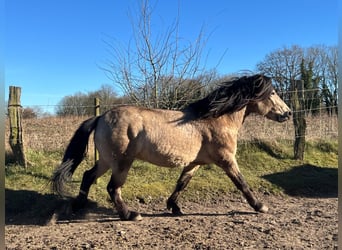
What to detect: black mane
<box><xmin>185</xmin><ymin>74</ymin><xmax>274</xmax><ymax>119</ymax></box>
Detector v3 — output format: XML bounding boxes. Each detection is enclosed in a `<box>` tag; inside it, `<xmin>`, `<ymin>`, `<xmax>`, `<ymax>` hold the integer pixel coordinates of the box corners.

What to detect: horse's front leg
<box><xmin>217</xmin><ymin>154</ymin><xmax>268</xmax><ymax>213</ymax></box>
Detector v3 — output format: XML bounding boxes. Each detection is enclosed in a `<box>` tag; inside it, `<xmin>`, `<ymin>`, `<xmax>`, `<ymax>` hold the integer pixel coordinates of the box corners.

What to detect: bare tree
<box><xmin>102</xmin><ymin>0</ymin><xmax>216</xmax><ymax>109</ymax></box>
<box><xmin>55</xmin><ymin>85</ymin><xmax>124</xmax><ymax>116</ymax></box>
<box><xmin>22</xmin><ymin>106</ymin><xmax>46</xmax><ymax>119</ymax></box>
<box><xmin>256</xmin><ymin>45</ymin><xmax>303</xmax><ymax>101</ymax></box>
<box><xmin>257</xmin><ymin>45</ymin><xmax>338</xmax><ymax>114</ymax></box>
<box><xmin>308</xmin><ymin>45</ymin><xmax>338</xmax><ymax>114</ymax></box>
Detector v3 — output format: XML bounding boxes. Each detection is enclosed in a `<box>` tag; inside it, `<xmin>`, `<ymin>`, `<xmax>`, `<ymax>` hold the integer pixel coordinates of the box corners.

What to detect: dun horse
<box><xmin>52</xmin><ymin>74</ymin><xmax>291</xmax><ymax>221</ymax></box>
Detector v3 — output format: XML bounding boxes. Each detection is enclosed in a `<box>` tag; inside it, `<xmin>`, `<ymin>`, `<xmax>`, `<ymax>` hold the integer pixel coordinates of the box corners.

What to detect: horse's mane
<box><xmin>185</xmin><ymin>74</ymin><xmax>274</xmax><ymax>119</ymax></box>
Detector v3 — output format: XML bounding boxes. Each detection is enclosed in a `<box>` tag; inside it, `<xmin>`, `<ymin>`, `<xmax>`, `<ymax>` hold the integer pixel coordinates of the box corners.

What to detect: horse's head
<box><xmin>185</xmin><ymin>74</ymin><xmax>291</xmax><ymax>122</ymax></box>
<box><xmin>248</xmin><ymin>88</ymin><xmax>292</xmax><ymax>122</ymax></box>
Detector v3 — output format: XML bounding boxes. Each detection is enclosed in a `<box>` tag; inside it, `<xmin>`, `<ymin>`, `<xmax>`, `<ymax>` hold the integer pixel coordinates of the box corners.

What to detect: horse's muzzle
<box><xmin>278</xmin><ymin>111</ymin><xmax>292</xmax><ymax>122</ymax></box>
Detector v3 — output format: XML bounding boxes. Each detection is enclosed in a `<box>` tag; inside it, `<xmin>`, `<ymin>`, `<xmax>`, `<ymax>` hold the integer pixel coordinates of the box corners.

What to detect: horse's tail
<box><xmin>51</xmin><ymin>116</ymin><xmax>101</xmax><ymax>197</ymax></box>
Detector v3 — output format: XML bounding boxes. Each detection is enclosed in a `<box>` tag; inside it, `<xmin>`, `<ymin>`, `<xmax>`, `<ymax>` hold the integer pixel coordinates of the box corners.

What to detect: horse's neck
<box><xmin>209</xmin><ymin>108</ymin><xmax>247</xmax><ymax>137</ymax></box>
<box><xmin>223</xmin><ymin>107</ymin><xmax>247</xmax><ymax>129</ymax></box>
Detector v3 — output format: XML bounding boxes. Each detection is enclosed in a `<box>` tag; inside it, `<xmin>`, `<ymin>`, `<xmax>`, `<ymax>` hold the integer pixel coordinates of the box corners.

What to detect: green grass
<box><xmin>5</xmin><ymin>139</ymin><xmax>338</xmax><ymax>223</ymax></box>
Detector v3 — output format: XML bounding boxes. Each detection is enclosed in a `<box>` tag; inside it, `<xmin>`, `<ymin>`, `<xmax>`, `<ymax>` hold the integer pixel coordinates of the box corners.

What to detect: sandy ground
<box><xmin>5</xmin><ymin>195</ymin><xmax>337</xmax><ymax>249</ymax></box>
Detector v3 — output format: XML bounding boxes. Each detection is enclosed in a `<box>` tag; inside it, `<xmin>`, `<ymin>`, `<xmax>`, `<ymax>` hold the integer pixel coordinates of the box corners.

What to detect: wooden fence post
<box><xmin>8</xmin><ymin>86</ymin><xmax>27</xmax><ymax>167</ymax></box>
<box><xmin>291</xmin><ymin>80</ymin><xmax>306</xmax><ymax>160</ymax></box>
<box><xmin>94</xmin><ymin>98</ymin><xmax>100</xmax><ymax>163</ymax></box>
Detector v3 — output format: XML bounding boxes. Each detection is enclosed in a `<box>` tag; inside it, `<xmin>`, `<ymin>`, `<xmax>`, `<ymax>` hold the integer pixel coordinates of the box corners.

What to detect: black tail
<box><xmin>51</xmin><ymin>116</ymin><xmax>100</xmax><ymax>197</ymax></box>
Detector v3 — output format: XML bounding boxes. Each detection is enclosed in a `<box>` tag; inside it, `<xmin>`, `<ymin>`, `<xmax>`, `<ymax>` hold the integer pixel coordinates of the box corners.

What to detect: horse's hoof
<box><xmin>171</xmin><ymin>207</ymin><xmax>184</xmax><ymax>216</ymax></box>
<box><xmin>120</xmin><ymin>211</ymin><xmax>142</xmax><ymax>221</ymax></box>
<box><xmin>129</xmin><ymin>211</ymin><xmax>142</xmax><ymax>221</ymax></box>
<box><xmin>167</xmin><ymin>200</ymin><xmax>183</xmax><ymax>216</ymax></box>
<box><xmin>257</xmin><ymin>204</ymin><xmax>269</xmax><ymax>213</ymax></box>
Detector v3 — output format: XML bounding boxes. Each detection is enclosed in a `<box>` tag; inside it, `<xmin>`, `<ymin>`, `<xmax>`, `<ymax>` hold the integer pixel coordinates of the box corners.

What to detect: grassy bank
<box><xmin>5</xmin><ymin>139</ymin><xmax>338</xmax><ymax>215</ymax></box>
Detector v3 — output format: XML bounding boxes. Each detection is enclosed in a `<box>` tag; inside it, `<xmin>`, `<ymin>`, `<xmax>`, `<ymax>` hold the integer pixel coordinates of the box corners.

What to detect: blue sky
<box><xmin>5</xmin><ymin>0</ymin><xmax>338</xmax><ymax>113</ymax></box>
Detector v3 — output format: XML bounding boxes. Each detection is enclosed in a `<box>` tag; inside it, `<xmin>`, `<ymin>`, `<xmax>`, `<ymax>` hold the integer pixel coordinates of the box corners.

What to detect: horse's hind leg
<box><xmin>72</xmin><ymin>161</ymin><xmax>110</xmax><ymax>211</ymax></box>
<box><xmin>218</xmin><ymin>156</ymin><xmax>268</xmax><ymax>213</ymax></box>
<box><xmin>107</xmin><ymin>163</ymin><xmax>142</xmax><ymax>221</ymax></box>
<box><xmin>167</xmin><ymin>165</ymin><xmax>200</xmax><ymax>215</ymax></box>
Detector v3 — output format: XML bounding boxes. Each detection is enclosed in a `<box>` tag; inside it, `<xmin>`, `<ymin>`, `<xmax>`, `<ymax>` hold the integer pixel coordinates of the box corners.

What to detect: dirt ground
<box><xmin>5</xmin><ymin>194</ymin><xmax>337</xmax><ymax>249</ymax></box>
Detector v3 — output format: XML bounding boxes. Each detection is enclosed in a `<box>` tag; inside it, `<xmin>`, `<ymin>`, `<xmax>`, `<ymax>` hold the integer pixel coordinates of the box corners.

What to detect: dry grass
<box><xmin>5</xmin><ymin>116</ymin><xmax>93</xmax><ymax>153</ymax></box>
<box><xmin>5</xmin><ymin>114</ymin><xmax>338</xmax><ymax>154</ymax></box>
<box><xmin>239</xmin><ymin>113</ymin><xmax>337</xmax><ymax>141</ymax></box>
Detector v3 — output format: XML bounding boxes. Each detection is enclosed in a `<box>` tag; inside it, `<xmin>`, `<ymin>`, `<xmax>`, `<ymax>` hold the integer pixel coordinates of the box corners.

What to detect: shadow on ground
<box><xmin>262</xmin><ymin>164</ymin><xmax>337</xmax><ymax>198</ymax></box>
<box><xmin>5</xmin><ymin>189</ymin><xmax>116</xmax><ymax>226</ymax></box>
<box><xmin>6</xmin><ymin>189</ymin><xmax>261</xmax><ymax>225</ymax></box>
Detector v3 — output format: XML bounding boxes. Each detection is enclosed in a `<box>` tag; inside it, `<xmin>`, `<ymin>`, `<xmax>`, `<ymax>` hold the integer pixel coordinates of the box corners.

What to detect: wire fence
<box><xmin>5</xmin><ymin>102</ymin><xmax>338</xmax><ymax>155</ymax></box>
<box><xmin>13</xmin><ymin>84</ymin><xmax>337</xmax><ymax>117</ymax></box>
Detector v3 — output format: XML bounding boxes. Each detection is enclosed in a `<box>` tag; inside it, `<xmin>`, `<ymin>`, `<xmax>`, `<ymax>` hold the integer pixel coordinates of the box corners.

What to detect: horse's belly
<box><xmin>137</xmin><ymin>155</ymin><xmax>188</xmax><ymax>168</ymax></box>
<box><xmin>136</xmin><ymin>142</ymin><xmax>199</xmax><ymax>168</ymax></box>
